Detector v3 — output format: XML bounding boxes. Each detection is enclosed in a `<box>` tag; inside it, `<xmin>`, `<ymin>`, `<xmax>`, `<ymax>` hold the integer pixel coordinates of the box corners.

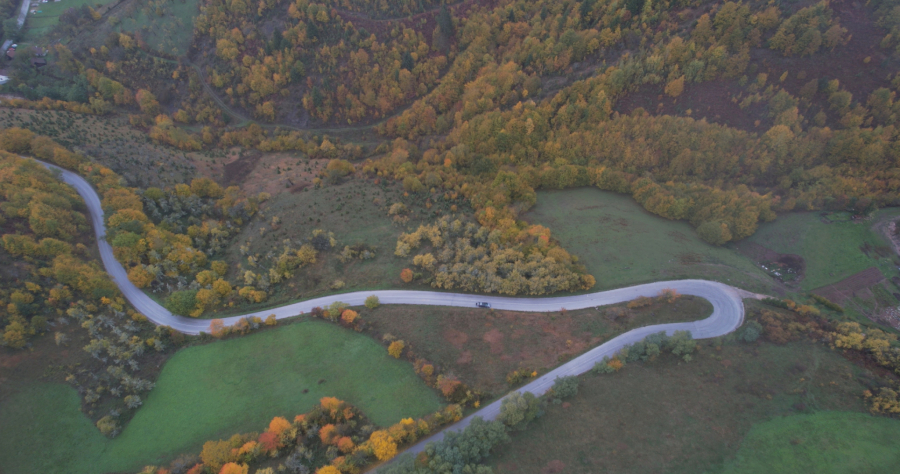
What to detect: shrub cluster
<box><xmin>593</xmin><ymin>330</ymin><xmax>698</xmax><ymax>373</ymax></box>
<box><xmin>396</xmin><ymin>216</ymin><xmax>594</xmax><ymax>295</ymax></box>
<box><xmin>136</xmin><ymin>397</ymin><xmax>465</xmax><ymax>474</ymax></box>
<box><xmin>384</xmin><ymin>377</ymin><xmax>581</xmax><ymax>473</ymax></box>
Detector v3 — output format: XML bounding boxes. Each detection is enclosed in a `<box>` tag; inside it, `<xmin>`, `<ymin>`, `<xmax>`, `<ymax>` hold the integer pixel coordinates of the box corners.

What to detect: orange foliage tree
<box><xmin>219</xmin><ymin>463</ymin><xmax>248</xmax><ymax>474</ymax></box>
<box><xmin>257</xmin><ymin>431</ymin><xmax>278</xmax><ymax>452</ymax></box>
<box><xmin>340</xmin><ymin>309</ymin><xmax>358</xmax><ymax>325</ymax></box>
<box><xmin>400</xmin><ymin>268</ymin><xmax>414</xmax><ymax>283</ymax></box>
<box><xmin>337</xmin><ymin>436</ymin><xmax>355</xmax><ymax>453</ymax></box>
<box><xmin>319</xmin><ymin>424</ymin><xmax>338</xmax><ymax>445</ymax></box>
<box><xmin>268</xmin><ymin>417</ymin><xmax>291</xmax><ymax>437</ymax></box>
<box><xmin>209</xmin><ymin>319</ymin><xmax>226</xmax><ymax>337</ymax></box>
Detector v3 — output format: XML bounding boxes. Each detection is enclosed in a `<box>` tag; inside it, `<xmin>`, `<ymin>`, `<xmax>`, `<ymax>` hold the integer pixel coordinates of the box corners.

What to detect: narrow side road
<box><xmin>1</xmin><ymin>0</ymin><xmax>31</xmax><ymax>53</ymax></box>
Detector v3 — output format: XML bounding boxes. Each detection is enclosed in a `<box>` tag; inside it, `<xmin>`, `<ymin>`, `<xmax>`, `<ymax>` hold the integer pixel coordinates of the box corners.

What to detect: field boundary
<box><xmin>812</xmin><ymin>267</ymin><xmax>886</xmax><ymax>305</ymax></box>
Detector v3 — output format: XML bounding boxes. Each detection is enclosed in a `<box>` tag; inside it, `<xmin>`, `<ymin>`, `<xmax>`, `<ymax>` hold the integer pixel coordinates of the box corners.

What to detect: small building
<box><xmin>5</xmin><ymin>49</ymin><xmax>14</xmax><ymax>60</ymax></box>
<box><xmin>31</xmin><ymin>58</ymin><xmax>46</xmax><ymax>68</ymax></box>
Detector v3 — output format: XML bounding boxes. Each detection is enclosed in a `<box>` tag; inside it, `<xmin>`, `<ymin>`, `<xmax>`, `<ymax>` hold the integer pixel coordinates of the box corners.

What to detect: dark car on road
<box><xmin>475</xmin><ymin>302</ymin><xmax>491</xmax><ymax>308</ymax></box>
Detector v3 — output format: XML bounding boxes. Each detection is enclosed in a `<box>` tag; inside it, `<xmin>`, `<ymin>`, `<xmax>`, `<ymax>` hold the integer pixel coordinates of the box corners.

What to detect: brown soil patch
<box><xmin>366</xmin><ymin>296</ymin><xmax>713</xmax><ymax>395</ymax></box>
<box><xmin>812</xmin><ymin>267</ymin><xmax>886</xmax><ymax>304</ymax></box>
<box><xmin>218</xmin><ymin>147</ymin><xmax>329</xmax><ymax>196</ymax></box>
<box><xmin>762</xmin><ymin>0</ymin><xmax>896</xmax><ymax>111</ymax></box>
<box><xmin>444</xmin><ymin>328</ymin><xmax>469</xmax><ymax>349</ymax></box>
<box><xmin>240</xmin><ymin>155</ymin><xmax>328</xmax><ymax>196</ymax></box>
<box><xmin>617</xmin><ymin>79</ymin><xmax>768</xmax><ymax>133</ymax></box>
<box><xmin>483</xmin><ymin>328</ymin><xmax>505</xmax><ymax>354</ymax></box>
<box><xmin>0</xmin><ymin>352</ymin><xmax>26</xmax><ymax>369</ymax></box>
<box><xmin>617</xmin><ymin>0</ymin><xmax>899</xmax><ymax>133</ymax></box>
<box><xmin>456</xmin><ymin>350</ymin><xmax>473</xmax><ymax>364</ymax></box>
<box><xmin>812</xmin><ymin>267</ymin><xmax>884</xmax><ymax>304</ymax></box>
<box><xmin>224</xmin><ymin>150</ymin><xmax>262</xmax><ymax>185</ymax></box>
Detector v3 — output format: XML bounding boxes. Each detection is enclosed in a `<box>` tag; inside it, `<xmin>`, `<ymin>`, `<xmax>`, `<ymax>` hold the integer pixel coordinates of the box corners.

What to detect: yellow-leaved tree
<box><xmin>368</xmin><ymin>430</ymin><xmax>398</xmax><ymax>461</ymax></box>
<box><xmin>388</xmin><ymin>340</ymin><xmax>406</xmax><ymax>358</ymax></box>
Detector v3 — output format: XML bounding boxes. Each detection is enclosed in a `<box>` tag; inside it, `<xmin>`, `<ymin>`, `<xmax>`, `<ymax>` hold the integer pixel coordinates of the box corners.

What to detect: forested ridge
<box><xmin>5</xmin><ymin>0</ymin><xmax>897</xmax><ymax>247</ymax></box>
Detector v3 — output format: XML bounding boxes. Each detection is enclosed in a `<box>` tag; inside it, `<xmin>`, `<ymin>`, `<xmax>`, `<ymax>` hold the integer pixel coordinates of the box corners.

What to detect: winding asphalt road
<box><xmin>38</xmin><ymin>158</ymin><xmax>759</xmax><ymax>463</ymax></box>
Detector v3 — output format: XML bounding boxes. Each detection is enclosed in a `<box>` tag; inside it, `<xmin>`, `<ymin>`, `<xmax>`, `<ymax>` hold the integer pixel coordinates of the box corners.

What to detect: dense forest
<box><xmin>3</xmin><ymin>0</ymin><xmax>897</xmax><ymax>249</ymax></box>
<box><xmin>2</xmin><ymin>0</ymin><xmax>900</xmax><ymax>309</ymax></box>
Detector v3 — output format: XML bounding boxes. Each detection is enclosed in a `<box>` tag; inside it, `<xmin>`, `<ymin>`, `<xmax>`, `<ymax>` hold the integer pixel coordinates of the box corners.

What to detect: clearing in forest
<box><xmin>745</xmin><ymin>209</ymin><xmax>900</xmax><ymax>291</ymax></box>
<box><xmin>525</xmin><ymin>188</ymin><xmax>774</xmax><ymax>293</ymax></box>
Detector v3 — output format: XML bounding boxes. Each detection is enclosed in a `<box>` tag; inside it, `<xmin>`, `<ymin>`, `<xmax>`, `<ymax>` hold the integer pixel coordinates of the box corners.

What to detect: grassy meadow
<box><xmin>527</xmin><ymin>188</ymin><xmax>900</xmax><ymax>305</ymax></box>
<box><xmin>113</xmin><ymin>0</ymin><xmax>201</xmax><ymax>56</ymax></box>
<box><xmin>745</xmin><ymin>209</ymin><xmax>900</xmax><ymax>291</ymax></box>
<box><xmin>526</xmin><ymin>188</ymin><xmax>776</xmax><ymax>293</ymax></box>
<box><xmin>22</xmin><ymin>0</ymin><xmax>121</xmax><ymax>41</ymax></box>
<box><xmin>488</xmin><ymin>338</ymin><xmax>887</xmax><ymax>474</ymax></box>
<box><xmin>721</xmin><ymin>411</ymin><xmax>900</xmax><ymax>474</ymax></box>
<box><xmin>0</xmin><ymin>321</ymin><xmax>442</xmax><ymax>474</ymax></box>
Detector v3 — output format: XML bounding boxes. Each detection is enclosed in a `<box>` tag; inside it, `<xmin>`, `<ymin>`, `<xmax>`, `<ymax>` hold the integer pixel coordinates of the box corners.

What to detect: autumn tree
<box><xmin>665</xmin><ymin>76</ymin><xmax>685</xmax><ymax>97</ymax></box>
<box><xmin>400</xmin><ymin>268</ymin><xmax>414</xmax><ymax>283</ymax></box>
<box><xmin>697</xmin><ymin>220</ymin><xmax>733</xmax><ymax>245</ymax></box>
<box><xmin>219</xmin><ymin>463</ymin><xmax>249</xmax><ymax>474</ymax></box>
<box><xmin>368</xmin><ymin>430</ymin><xmax>398</xmax><ymax>461</ymax></box>
<box><xmin>365</xmin><ymin>295</ymin><xmax>380</xmax><ymax>309</ymax></box>
<box><xmin>209</xmin><ymin>319</ymin><xmax>226</xmax><ymax>337</ymax></box>
<box><xmin>268</xmin><ymin>416</ymin><xmax>291</xmax><ymax>437</ymax></box>
<box><xmin>319</xmin><ymin>423</ymin><xmax>338</xmax><ymax>445</ymax></box>
<box><xmin>135</xmin><ymin>89</ymin><xmax>161</xmax><ymax>116</ymax></box>
<box><xmin>341</xmin><ymin>309</ymin><xmax>358</xmax><ymax>324</ymax></box>
<box><xmin>388</xmin><ymin>340</ymin><xmax>406</xmax><ymax>358</ymax></box>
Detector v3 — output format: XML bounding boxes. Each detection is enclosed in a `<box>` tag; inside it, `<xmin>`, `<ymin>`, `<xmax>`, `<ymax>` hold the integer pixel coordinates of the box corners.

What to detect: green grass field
<box><xmin>0</xmin><ymin>321</ymin><xmax>443</xmax><ymax>474</ymax></box>
<box><xmin>113</xmin><ymin>0</ymin><xmax>200</xmax><ymax>56</ymax></box>
<box><xmin>488</xmin><ymin>338</ymin><xmax>879</xmax><ymax>474</ymax></box>
<box><xmin>721</xmin><ymin>412</ymin><xmax>900</xmax><ymax>474</ymax></box>
<box><xmin>745</xmin><ymin>210</ymin><xmax>900</xmax><ymax>291</ymax></box>
<box><xmin>526</xmin><ymin>188</ymin><xmax>775</xmax><ymax>293</ymax></box>
<box><xmin>21</xmin><ymin>0</ymin><xmax>120</xmax><ymax>41</ymax></box>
